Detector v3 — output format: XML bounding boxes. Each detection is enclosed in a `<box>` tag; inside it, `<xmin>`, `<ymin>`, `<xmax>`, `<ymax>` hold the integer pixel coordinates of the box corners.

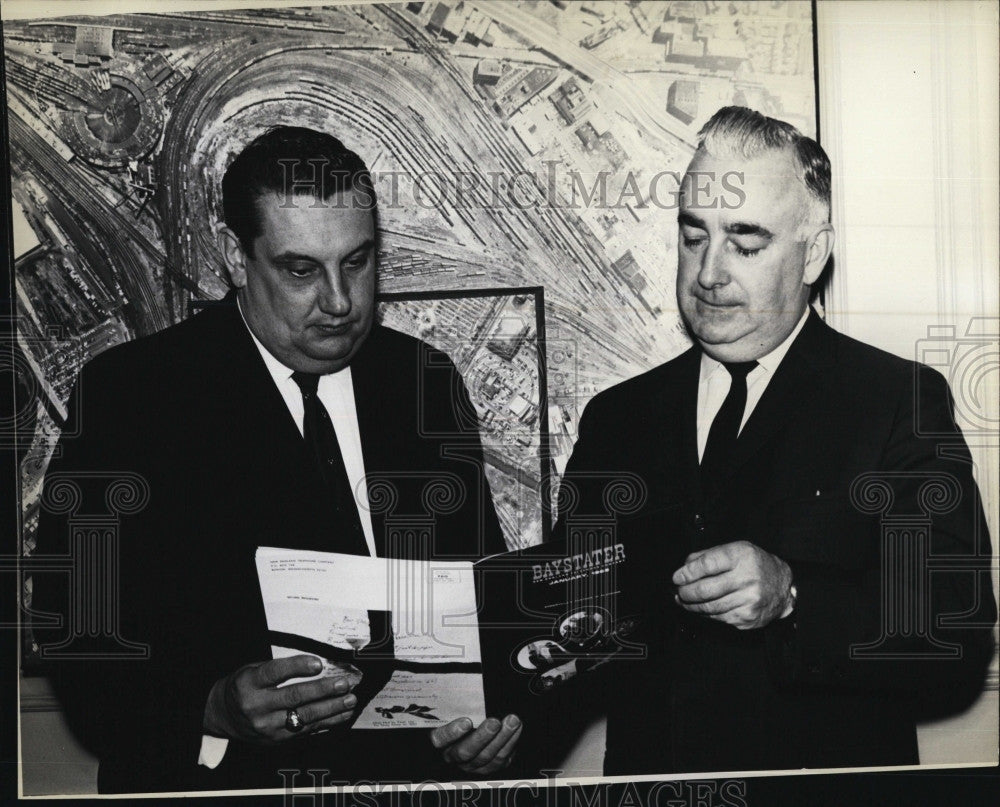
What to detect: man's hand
<box><xmin>672</xmin><ymin>541</ymin><xmax>794</xmax><ymax>629</ymax></box>
<box><xmin>430</xmin><ymin>715</ymin><xmax>522</xmax><ymax>775</ymax></box>
<box><xmin>203</xmin><ymin>655</ymin><xmax>357</xmax><ymax>744</ymax></box>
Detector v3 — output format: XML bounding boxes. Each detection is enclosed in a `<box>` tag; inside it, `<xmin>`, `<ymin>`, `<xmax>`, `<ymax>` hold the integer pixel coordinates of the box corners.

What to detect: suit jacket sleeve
<box><xmin>417</xmin><ymin>339</ymin><xmax>507</xmax><ymax>559</ymax></box>
<box><xmin>773</xmin><ymin>364</ymin><xmax>996</xmax><ymax>703</ymax></box>
<box><xmin>32</xmin><ymin>354</ymin><xmax>219</xmax><ymax>791</ymax></box>
<box><xmin>456</xmin><ymin>359</ymin><xmax>507</xmax><ymax>558</ymax></box>
<box><xmin>515</xmin><ymin>391</ymin><xmax>643</xmax><ymax>775</ymax></box>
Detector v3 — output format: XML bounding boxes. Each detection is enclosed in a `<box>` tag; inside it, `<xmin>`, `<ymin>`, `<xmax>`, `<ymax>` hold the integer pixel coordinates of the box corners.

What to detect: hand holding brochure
<box><xmin>255</xmin><ymin>534</ymin><xmax>646</xmax><ymax>728</ymax></box>
<box><xmin>474</xmin><ymin>533</ymin><xmax>647</xmax><ymax>719</ymax></box>
<box><xmin>255</xmin><ymin>547</ymin><xmax>485</xmax><ymax>727</ymax></box>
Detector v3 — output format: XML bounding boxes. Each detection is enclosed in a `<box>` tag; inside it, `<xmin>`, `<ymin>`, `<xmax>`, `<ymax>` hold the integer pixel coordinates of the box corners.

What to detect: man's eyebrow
<box><xmin>345</xmin><ymin>238</ymin><xmax>376</xmax><ymax>255</ymax></box>
<box><xmin>272</xmin><ymin>251</ymin><xmax>320</xmax><ymax>263</ymax></box>
<box><xmin>678</xmin><ymin>212</ymin><xmax>706</xmax><ymax>229</ymax></box>
<box><xmin>678</xmin><ymin>214</ymin><xmax>774</xmax><ymax>240</ymax></box>
<box><xmin>271</xmin><ymin>239</ymin><xmax>375</xmax><ymax>263</ymax></box>
<box><xmin>724</xmin><ymin>222</ymin><xmax>774</xmax><ymax>239</ymax></box>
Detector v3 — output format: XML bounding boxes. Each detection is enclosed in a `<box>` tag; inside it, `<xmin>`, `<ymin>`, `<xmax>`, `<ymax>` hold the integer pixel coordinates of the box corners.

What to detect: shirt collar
<box><xmin>700</xmin><ymin>306</ymin><xmax>811</xmax><ymax>380</ymax></box>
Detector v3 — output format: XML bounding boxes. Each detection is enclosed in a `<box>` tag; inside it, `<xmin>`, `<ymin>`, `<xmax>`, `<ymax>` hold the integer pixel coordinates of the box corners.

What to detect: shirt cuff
<box><xmin>779</xmin><ymin>582</ymin><xmax>798</xmax><ymax>620</ymax></box>
<box><xmin>198</xmin><ymin>734</ymin><xmax>229</xmax><ymax>769</ymax></box>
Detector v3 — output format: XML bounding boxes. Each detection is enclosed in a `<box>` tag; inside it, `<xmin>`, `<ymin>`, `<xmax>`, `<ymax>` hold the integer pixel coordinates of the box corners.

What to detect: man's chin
<box><xmin>299</xmin><ymin>339</ymin><xmax>362</xmax><ymax>373</ymax></box>
<box><xmin>687</xmin><ymin>317</ymin><xmax>744</xmax><ymax>348</ymax></box>
<box><xmin>688</xmin><ymin>322</ymin><xmax>761</xmax><ymax>362</ymax></box>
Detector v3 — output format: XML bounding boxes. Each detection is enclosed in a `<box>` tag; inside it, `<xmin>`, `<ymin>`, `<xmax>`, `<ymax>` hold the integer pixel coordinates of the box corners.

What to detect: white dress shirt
<box><xmin>199</xmin><ymin>304</ymin><xmax>376</xmax><ymax>769</ymax></box>
<box><xmin>696</xmin><ymin>308</ymin><xmax>811</xmax><ymax>462</ymax></box>
<box><xmin>245</xmin><ymin>327</ymin><xmax>376</xmax><ymax>556</ymax></box>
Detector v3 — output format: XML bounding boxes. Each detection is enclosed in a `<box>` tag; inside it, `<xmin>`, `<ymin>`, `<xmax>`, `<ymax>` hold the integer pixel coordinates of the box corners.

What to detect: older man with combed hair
<box><xmin>554</xmin><ymin>106</ymin><xmax>996</xmax><ymax>774</ymax></box>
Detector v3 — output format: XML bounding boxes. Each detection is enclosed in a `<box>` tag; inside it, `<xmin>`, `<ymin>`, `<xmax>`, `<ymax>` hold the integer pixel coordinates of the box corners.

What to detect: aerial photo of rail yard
<box><xmin>6</xmin><ymin>0</ymin><xmax>816</xmax><ymax>552</ymax></box>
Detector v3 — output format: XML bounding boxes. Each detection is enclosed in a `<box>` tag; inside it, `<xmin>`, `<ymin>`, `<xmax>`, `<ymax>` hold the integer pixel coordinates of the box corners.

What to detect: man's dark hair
<box><xmin>221</xmin><ymin>126</ymin><xmax>376</xmax><ymax>255</ymax></box>
<box><xmin>697</xmin><ymin>106</ymin><xmax>831</xmax><ymax>225</ymax></box>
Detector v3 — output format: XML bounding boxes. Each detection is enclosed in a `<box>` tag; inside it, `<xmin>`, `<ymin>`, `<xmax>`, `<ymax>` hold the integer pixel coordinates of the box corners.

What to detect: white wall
<box><xmin>817</xmin><ymin>0</ymin><xmax>999</xmax><ymax>764</ymax></box>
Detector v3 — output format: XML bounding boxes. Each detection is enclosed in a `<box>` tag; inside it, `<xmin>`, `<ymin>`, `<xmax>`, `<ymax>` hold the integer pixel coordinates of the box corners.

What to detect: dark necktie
<box><xmin>291</xmin><ymin>372</ymin><xmax>369</xmax><ymax>556</ymax></box>
<box><xmin>700</xmin><ymin>360</ymin><xmax>758</xmax><ymax>495</ymax></box>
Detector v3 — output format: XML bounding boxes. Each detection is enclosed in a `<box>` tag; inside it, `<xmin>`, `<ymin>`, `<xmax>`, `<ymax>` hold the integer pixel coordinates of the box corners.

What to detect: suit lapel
<box><xmin>347</xmin><ymin>326</ymin><xmax>392</xmax><ymax>556</ymax></box>
<box><xmin>212</xmin><ymin>295</ymin><xmax>308</xmax><ymax>453</ymax></box>
<box><xmin>726</xmin><ymin>309</ymin><xmax>836</xmax><ymax>478</ymax></box>
<box><xmin>672</xmin><ymin>347</ymin><xmax>703</xmax><ymax>503</ymax></box>
<box><xmin>204</xmin><ymin>295</ymin><xmax>329</xmax><ymax>538</ymax></box>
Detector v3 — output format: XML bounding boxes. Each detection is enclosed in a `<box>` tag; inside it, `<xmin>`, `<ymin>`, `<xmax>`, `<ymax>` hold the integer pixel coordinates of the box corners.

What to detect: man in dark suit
<box><xmin>556</xmin><ymin>107</ymin><xmax>996</xmax><ymax>774</ymax></box>
<box><xmin>33</xmin><ymin>127</ymin><xmax>521</xmax><ymax>792</ymax></box>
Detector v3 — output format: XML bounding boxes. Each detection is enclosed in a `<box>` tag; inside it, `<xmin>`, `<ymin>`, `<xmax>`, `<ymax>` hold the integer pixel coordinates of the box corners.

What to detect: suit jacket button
<box><xmin>693</xmin><ymin>514</ymin><xmax>705</xmax><ymax>530</ymax></box>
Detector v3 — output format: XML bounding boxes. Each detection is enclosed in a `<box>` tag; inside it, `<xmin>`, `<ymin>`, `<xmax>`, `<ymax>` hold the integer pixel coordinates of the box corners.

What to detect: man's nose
<box><xmin>318</xmin><ymin>270</ymin><xmax>352</xmax><ymax>316</ymax></box>
<box><xmin>696</xmin><ymin>241</ymin><xmax>728</xmax><ymax>289</ymax></box>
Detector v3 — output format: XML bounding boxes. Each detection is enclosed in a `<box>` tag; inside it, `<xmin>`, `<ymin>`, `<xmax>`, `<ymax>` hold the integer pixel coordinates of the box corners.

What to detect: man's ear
<box><xmin>803</xmin><ymin>223</ymin><xmax>835</xmax><ymax>286</ymax></box>
<box><xmin>217</xmin><ymin>225</ymin><xmax>249</xmax><ymax>288</ymax></box>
